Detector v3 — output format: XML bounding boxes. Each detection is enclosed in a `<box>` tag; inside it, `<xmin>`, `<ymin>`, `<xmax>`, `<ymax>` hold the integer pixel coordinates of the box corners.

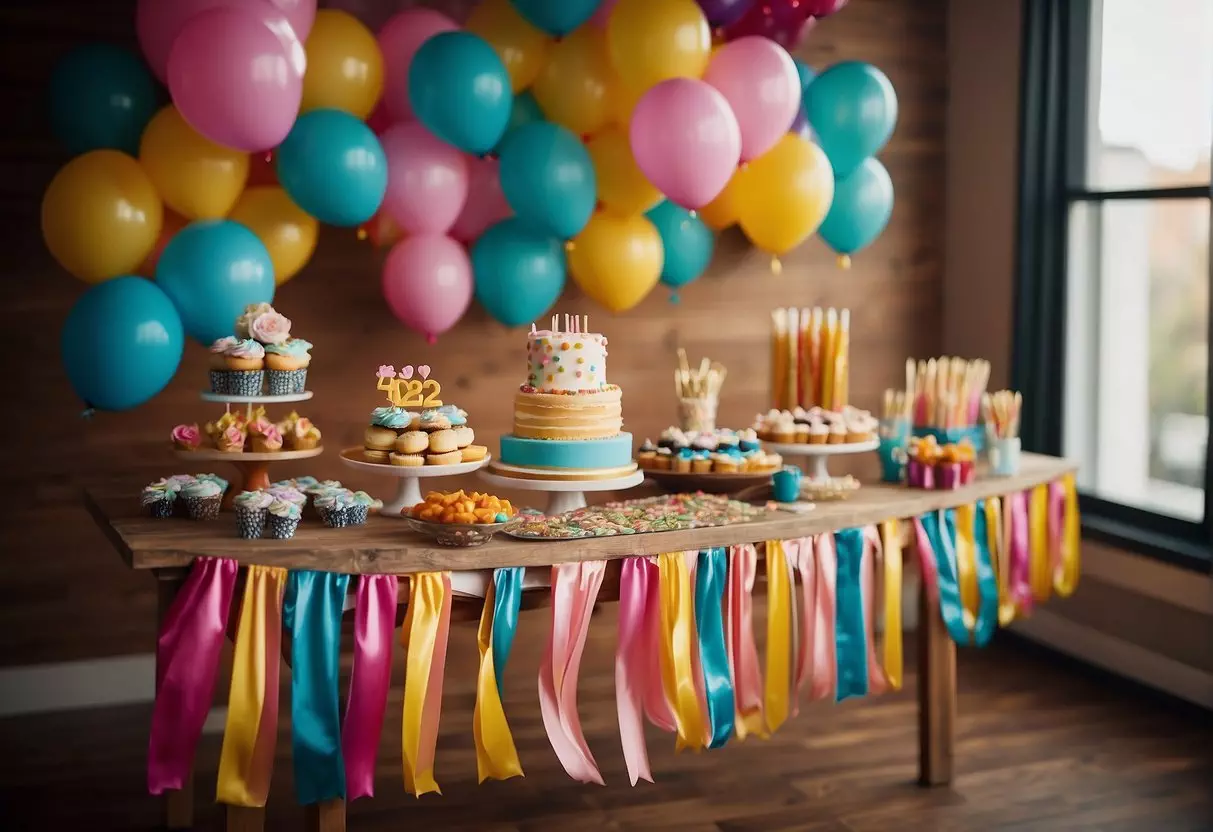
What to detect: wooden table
<box><xmin>87</xmin><ymin>453</ymin><xmax>1076</xmax><ymax>832</ymax></box>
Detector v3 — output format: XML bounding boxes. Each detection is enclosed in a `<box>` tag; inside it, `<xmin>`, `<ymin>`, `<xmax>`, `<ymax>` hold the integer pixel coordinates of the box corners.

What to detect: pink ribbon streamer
<box><xmin>1007</xmin><ymin>492</ymin><xmax>1033</xmax><ymax>613</ymax></box>
<box><xmin>861</xmin><ymin>526</ymin><xmax>889</xmax><ymax>696</ymax></box>
<box><xmin>1047</xmin><ymin>479</ymin><xmax>1065</xmax><ymax>578</ymax></box>
<box><xmin>725</xmin><ymin>543</ymin><xmax>764</xmax><ymax>738</ymax></box>
<box><xmin>684</xmin><ymin>552</ymin><xmax>711</xmax><ymax>748</ymax></box>
<box><xmin>616</xmin><ymin>557</ymin><xmax>655</xmax><ymax>786</ymax></box>
<box><xmin>809</xmin><ymin>534</ymin><xmax>837</xmax><ymax>701</ymax></box>
<box><xmin>912</xmin><ymin>517</ymin><xmax>940</xmax><ymax>603</ymax></box>
<box><xmin>343</xmin><ymin>575</ymin><xmax>399</xmax><ymax>801</ymax></box>
<box><xmin>148</xmin><ymin>558</ymin><xmax>239</xmax><ymax>795</ymax></box>
<box><xmin>540</xmin><ymin>561</ymin><xmax>607</xmax><ymax>785</ymax></box>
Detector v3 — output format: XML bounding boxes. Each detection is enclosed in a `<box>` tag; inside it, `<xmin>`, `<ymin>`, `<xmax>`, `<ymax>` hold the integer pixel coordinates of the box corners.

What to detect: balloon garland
<box><xmin>42</xmin><ymin>0</ymin><xmax>897</xmax><ymax>411</ymax></box>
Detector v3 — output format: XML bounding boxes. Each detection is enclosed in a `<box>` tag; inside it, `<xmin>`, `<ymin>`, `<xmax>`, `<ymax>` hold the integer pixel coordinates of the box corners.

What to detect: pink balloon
<box><xmin>704</xmin><ymin>36</ymin><xmax>801</xmax><ymax>162</ymax></box>
<box><xmin>382</xmin><ymin>235</ymin><xmax>473</xmax><ymax>342</ymax></box>
<box><xmin>450</xmin><ymin>156</ymin><xmax>512</xmax><ymax>243</ymax></box>
<box><xmin>589</xmin><ymin>0</ymin><xmax>619</xmax><ymax>27</ymax></box>
<box><xmin>136</xmin><ymin>0</ymin><xmax>314</xmax><ymax>83</ymax></box>
<box><xmin>378</xmin><ymin>9</ymin><xmax>459</xmax><ymax>123</ymax></box>
<box><xmin>381</xmin><ymin>121</ymin><xmax>470</xmax><ymax>234</ymax></box>
<box><xmin>629</xmin><ymin>79</ymin><xmax>741</xmax><ymax>210</ymax></box>
<box><xmin>168</xmin><ymin>7</ymin><xmax>303</xmax><ymax>152</ymax></box>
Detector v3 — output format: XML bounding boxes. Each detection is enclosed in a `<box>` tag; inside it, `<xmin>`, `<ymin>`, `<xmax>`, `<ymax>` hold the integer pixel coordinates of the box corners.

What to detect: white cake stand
<box><xmin>762</xmin><ymin>439</ymin><xmax>879</xmax><ymax>481</ymax></box>
<box><xmin>339</xmin><ymin>448</ymin><xmax>491</xmax><ymax>518</ymax></box>
<box><xmin>201</xmin><ymin>390</ymin><xmax>313</xmax><ymax>405</ymax></box>
<box><xmin>478</xmin><ymin>463</ymin><xmax>645</xmax><ymax>515</ymax></box>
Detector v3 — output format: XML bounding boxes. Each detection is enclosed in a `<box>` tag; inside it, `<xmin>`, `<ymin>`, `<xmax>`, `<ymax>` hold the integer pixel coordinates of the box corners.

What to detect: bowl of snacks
<box><xmin>405</xmin><ymin>489</ymin><xmax>517</xmax><ymax>546</ymax></box>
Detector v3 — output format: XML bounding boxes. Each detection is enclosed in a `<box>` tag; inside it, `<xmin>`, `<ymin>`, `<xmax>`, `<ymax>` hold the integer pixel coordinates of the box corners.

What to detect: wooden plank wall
<box><xmin>0</xmin><ymin>0</ymin><xmax>947</xmax><ymax>665</ymax></box>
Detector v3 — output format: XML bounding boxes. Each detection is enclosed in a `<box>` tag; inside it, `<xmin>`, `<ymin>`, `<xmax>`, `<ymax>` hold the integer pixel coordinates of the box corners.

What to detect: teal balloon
<box><xmin>408</xmin><ymin>32</ymin><xmax>512</xmax><ymax>155</ymax></box>
<box><xmin>498</xmin><ymin>122</ymin><xmax>595</xmax><ymax>239</ymax></box>
<box><xmin>818</xmin><ymin>158</ymin><xmax>894</xmax><ymax>256</ymax></box>
<box><xmin>472</xmin><ymin>218</ymin><xmax>566</xmax><ymax>327</ymax></box>
<box><xmin>805</xmin><ymin>62</ymin><xmax>898</xmax><ymax>177</ymax></box>
<box><xmin>508</xmin><ymin>0</ymin><xmax>600</xmax><ymax>35</ymax></box>
<box><xmin>646</xmin><ymin>200</ymin><xmax>713</xmax><ymax>290</ymax></box>
<box><xmin>276</xmin><ymin>109</ymin><xmax>387</xmax><ymax>226</ymax></box>
<box><xmin>61</xmin><ymin>277</ymin><xmax>183</xmax><ymax>411</ymax></box>
<box><xmin>155</xmin><ymin>221</ymin><xmax>275</xmax><ymax>344</ymax></box>
<box><xmin>497</xmin><ymin>90</ymin><xmax>545</xmax><ymax>151</ymax></box>
<box><xmin>49</xmin><ymin>44</ymin><xmax>158</xmax><ymax>156</ymax></box>
<box><xmin>794</xmin><ymin>59</ymin><xmax>816</xmax><ymax>96</ymax></box>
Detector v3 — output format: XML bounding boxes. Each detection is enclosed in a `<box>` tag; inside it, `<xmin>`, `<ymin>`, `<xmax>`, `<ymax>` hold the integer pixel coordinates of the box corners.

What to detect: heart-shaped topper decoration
<box><xmin>418</xmin><ymin>365</ymin><xmax>431</xmax><ymax>380</ymax></box>
<box><xmin>398</xmin><ymin>365</ymin><xmax>414</xmax><ymax>379</ymax></box>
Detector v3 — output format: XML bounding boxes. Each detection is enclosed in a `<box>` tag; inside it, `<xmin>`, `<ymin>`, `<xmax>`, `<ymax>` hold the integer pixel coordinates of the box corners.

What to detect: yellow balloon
<box><xmin>607</xmin><ymin>0</ymin><xmax>710</xmax><ymax>92</ymax></box>
<box><xmin>570</xmin><ymin>212</ymin><xmax>663</xmax><ymax>313</ymax></box>
<box><xmin>532</xmin><ymin>27</ymin><xmax>613</xmax><ymax>137</ymax></box>
<box><xmin>228</xmin><ymin>187</ymin><xmax>319</xmax><ymax>285</ymax></box>
<box><xmin>466</xmin><ymin>0</ymin><xmax>551</xmax><ymax>93</ymax></box>
<box><xmin>42</xmin><ymin>150</ymin><xmax>163</xmax><ymax>283</ymax></box>
<box><xmin>697</xmin><ymin>170</ymin><xmax>743</xmax><ymax>230</ymax></box>
<box><xmin>139</xmin><ymin>105</ymin><xmax>249</xmax><ymax>220</ymax></box>
<box><xmin>301</xmin><ymin>9</ymin><xmax>384</xmax><ymax>119</ymax></box>
<box><xmin>588</xmin><ymin>127</ymin><xmax>660</xmax><ymax>216</ymax></box>
<box><xmin>735</xmin><ymin>135</ymin><xmax>835</xmax><ymax>255</ymax></box>
<box><xmin>608</xmin><ymin>75</ymin><xmax>643</xmax><ymax>128</ymax></box>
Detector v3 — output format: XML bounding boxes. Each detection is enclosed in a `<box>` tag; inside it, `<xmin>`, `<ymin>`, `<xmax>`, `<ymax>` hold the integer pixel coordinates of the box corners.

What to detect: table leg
<box><xmin>917</xmin><ymin>579</ymin><xmax>956</xmax><ymax>786</ymax></box>
<box><xmin>156</xmin><ymin>570</ymin><xmax>195</xmax><ymax>829</ymax></box>
<box><xmin>227</xmin><ymin>806</ymin><xmax>265</xmax><ymax>831</ymax></box>
<box><xmin>305</xmin><ymin>799</ymin><xmax>346</xmax><ymax>832</ymax></box>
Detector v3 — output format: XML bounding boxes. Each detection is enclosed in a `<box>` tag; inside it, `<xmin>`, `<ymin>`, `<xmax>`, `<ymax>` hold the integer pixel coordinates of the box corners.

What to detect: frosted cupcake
<box><xmin>316</xmin><ymin>489</ymin><xmax>358</xmax><ymax>528</ymax></box>
<box><xmin>182</xmin><ymin>478</ymin><xmax>223</xmax><ymax>520</ymax></box>
<box><xmin>266</xmin><ymin>497</ymin><xmax>302</xmax><ymax>539</ymax></box>
<box><xmin>653</xmin><ymin>446</ymin><xmax>673</xmax><ymax>470</ymax></box>
<box><xmin>216</xmin><ymin>424</ymin><xmax>246</xmax><ymax>453</ymax></box>
<box><xmin>713</xmin><ymin>452</ymin><xmax>739</xmax><ymax>473</ymax></box>
<box><xmin>737</xmin><ymin>428</ymin><xmax>761</xmax><ymax>453</ymax></box>
<box><xmin>636</xmin><ymin>439</ymin><xmax>657</xmax><ymax>468</ymax></box>
<box><xmin>234</xmin><ymin>490</ymin><xmax>274</xmax><ymax>538</ymax></box>
<box><xmin>268</xmin><ymin>485</ymin><xmax>306</xmax><ymax>506</ymax></box>
<box><xmin>171</xmin><ymin>423</ymin><xmax>201</xmax><ymax>451</ymax></box>
<box><xmin>195</xmin><ymin>473</ymin><xmax>229</xmax><ymax>494</ymax></box>
<box><xmin>225</xmin><ymin>339</ymin><xmax>266</xmax><ymax>397</ymax></box>
<box><xmin>349</xmin><ymin>491</ymin><xmax>379</xmax><ymax>525</ymax></box>
<box><xmin>808</xmin><ymin>421</ymin><xmax>829</xmax><ymax>445</ymax></box>
<box><xmin>208</xmin><ymin>336</ymin><xmax>239</xmax><ymax>393</ymax></box>
<box><xmin>248</xmin><ymin>419</ymin><xmax>283</xmax><ymax>453</ymax></box>
<box><xmin>265</xmin><ymin>338</ymin><xmax>312</xmax><ymax>395</ymax></box>
<box><xmin>141</xmin><ymin>479</ymin><xmax>179</xmax><ymax>518</ymax></box>
<box><xmin>288</xmin><ymin>417</ymin><xmax>322</xmax><ymax>451</ymax></box>
<box><xmin>691</xmin><ymin>449</ymin><xmax>713</xmax><ymax>473</ymax></box>
<box><xmin>829</xmin><ymin>422</ymin><xmax>848</xmax><ymax>445</ymax></box>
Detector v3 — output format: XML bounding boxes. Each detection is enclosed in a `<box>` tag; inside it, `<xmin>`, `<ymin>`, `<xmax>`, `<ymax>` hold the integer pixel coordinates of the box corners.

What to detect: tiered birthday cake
<box><xmin>496</xmin><ymin>315</ymin><xmax>634</xmax><ymax>474</ymax></box>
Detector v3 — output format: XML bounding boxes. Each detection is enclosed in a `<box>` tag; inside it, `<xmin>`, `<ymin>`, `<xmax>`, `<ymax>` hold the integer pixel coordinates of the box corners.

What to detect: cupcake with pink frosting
<box><xmin>248</xmin><ymin>419</ymin><xmax>283</xmax><ymax>453</ymax></box>
<box><xmin>208</xmin><ymin>336</ymin><xmax>239</xmax><ymax>393</ymax></box>
<box><xmin>171</xmin><ymin>423</ymin><xmax>201</xmax><ymax>451</ymax></box>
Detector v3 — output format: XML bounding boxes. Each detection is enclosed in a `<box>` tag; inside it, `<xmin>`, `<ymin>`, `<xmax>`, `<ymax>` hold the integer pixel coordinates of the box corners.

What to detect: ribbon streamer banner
<box><xmin>695</xmin><ymin>548</ymin><xmax>735</xmax><ymax>749</ymax></box>
<box><xmin>725</xmin><ymin>543</ymin><xmax>766</xmax><ymax>738</ymax></box>
<box><xmin>474</xmin><ymin>567</ymin><xmax>524</xmax><ymax>783</ymax></box>
<box><xmin>617</xmin><ymin>557</ymin><xmax>657</xmax><ymax>785</ymax></box>
<box><xmin>809</xmin><ymin>533</ymin><xmax>838</xmax><ymax>701</ymax></box>
<box><xmin>764</xmin><ymin>541</ymin><xmax>793</xmax><ymax>731</ymax></box>
<box><xmin>344</xmin><ymin>575</ymin><xmax>399</xmax><ymax>801</ymax></box>
<box><xmin>833</xmin><ymin>528</ymin><xmax>870</xmax><ymax>701</ymax></box>
<box><xmin>879</xmin><ymin>520</ymin><xmax>903</xmax><ymax>690</ymax></box>
<box><xmin>401</xmin><ymin>571</ymin><xmax>453</xmax><ymax>797</ymax></box>
<box><xmin>658</xmin><ymin>552</ymin><xmax>708</xmax><ymax>751</ymax></box>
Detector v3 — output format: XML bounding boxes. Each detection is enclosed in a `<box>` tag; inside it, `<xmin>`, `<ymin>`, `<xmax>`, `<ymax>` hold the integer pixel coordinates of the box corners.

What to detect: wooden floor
<box><xmin>0</xmin><ymin>626</ymin><xmax>1208</xmax><ymax>831</ymax></box>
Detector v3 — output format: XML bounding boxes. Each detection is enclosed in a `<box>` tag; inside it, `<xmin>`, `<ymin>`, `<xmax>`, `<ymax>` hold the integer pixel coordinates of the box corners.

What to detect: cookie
<box><xmin>364</xmin><ymin>425</ymin><xmax>397</xmax><ymax>451</ymax></box>
<box><xmin>419</xmin><ymin>412</ymin><xmax>451</xmax><ymax>431</ymax></box>
<box><xmin>460</xmin><ymin>444</ymin><xmax>488</xmax><ymax>462</ymax></box>
<box><xmin>389</xmin><ymin>452</ymin><xmax>425</xmax><ymax>467</ymax></box>
<box><xmin>452</xmin><ymin>425</ymin><xmax>474</xmax><ymax>448</ymax></box>
<box><xmin>426</xmin><ymin>450</ymin><xmax>463</xmax><ymax>465</ymax></box>
<box><xmin>428</xmin><ymin>428</ymin><xmax>459</xmax><ymax>454</ymax></box>
<box><xmin>395</xmin><ymin>430</ymin><xmax>428</xmax><ymax>454</ymax></box>
<box><xmin>362</xmin><ymin>448</ymin><xmax>391</xmax><ymax>464</ymax></box>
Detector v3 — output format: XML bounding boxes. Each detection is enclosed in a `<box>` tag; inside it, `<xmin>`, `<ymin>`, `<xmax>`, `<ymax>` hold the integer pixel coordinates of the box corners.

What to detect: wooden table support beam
<box><xmin>917</xmin><ymin>579</ymin><xmax>957</xmax><ymax>786</ymax></box>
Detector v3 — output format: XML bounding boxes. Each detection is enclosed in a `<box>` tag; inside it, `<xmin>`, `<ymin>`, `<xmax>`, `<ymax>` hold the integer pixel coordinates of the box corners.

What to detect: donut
<box><xmin>460</xmin><ymin>444</ymin><xmax>488</xmax><ymax>462</ymax></box>
<box><xmin>364</xmin><ymin>425</ymin><xmax>397</xmax><ymax>451</ymax></box>
<box><xmin>428</xmin><ymin>428</ymin><xmax>459</xmax><ymax>454</ymax></box>
<box><xmin>452</xmin><ymin>426</ymin><xmax>475</xmax><ymax>448</ymax></box>
<box><xmin>395</xmin><ymin>430</ymin><xmax>429</xmax><ymax>454</ymax></box>
<box><xmin>389</xmin><ymin>452</ymin><xmax>425</xmax><ymax>467</ymax></box>
<box><xmin>426</xmin><ymin>450</ymin><xmax>463</xmax><ymax>465</ymax></box>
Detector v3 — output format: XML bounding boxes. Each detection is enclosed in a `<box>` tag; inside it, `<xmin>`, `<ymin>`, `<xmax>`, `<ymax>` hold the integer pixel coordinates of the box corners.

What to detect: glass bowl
<box><xmin>404</xmin><ymin>516</ymin><xmax>519</xmax><ymax>547</ymax></box>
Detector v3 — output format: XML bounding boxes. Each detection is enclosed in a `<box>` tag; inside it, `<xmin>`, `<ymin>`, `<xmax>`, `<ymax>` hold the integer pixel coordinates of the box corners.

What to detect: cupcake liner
<box><xmin>267</xmin><ymin>515</ymin><xmax>300</xmax><ymax>539</ymax></box>
<box><xmin>324</xmin><ymin>507</ymin><xmax>353</xmax><ymax>528</ymax></box>
<box><xmin>228</xmin><ymin>370</ymin><xmax>265</xmax><ymax>398</ymax></box>
<box><xmin>347</xmin><ymin>505</ymin><xmax>370</xmax><ymax>526</ymax></box>
<box><xmin>185</xmin><ymin>495</ymin><xmax>222</xmax><ymax>521</ymax></box>
<box><xmin>209</xmin><ymin>370</ymin><xmax>230</xmax><ymax>394</ymax></box>
<box><xmin>312</xmin><ymin>503</ymin><xmax>329</xmax><ymax>524</ymax></box>
<box><xmin>144</xmin><ymin>498</ymin><xmax>174</xmax><ymax>519</ymax></box>
<box><xmin>267</xmin><ymin>368</ymin><xmax>307</xmax><ymax>396</ymax></box>
<box><xmin>236</xmin><ymin>508</ymin><xmax>267</xmax><ymax>539</ymax></box>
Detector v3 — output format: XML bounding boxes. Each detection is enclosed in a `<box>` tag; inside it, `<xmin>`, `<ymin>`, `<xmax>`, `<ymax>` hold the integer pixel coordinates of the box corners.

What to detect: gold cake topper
<box><xmin>375</xmin><ymin>364</ymin><xmax>443</xmax><ymax>408</ymax></box>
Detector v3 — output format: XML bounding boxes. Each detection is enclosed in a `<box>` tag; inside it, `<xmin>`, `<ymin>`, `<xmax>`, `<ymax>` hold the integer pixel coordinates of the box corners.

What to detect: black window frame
<box><xmin>1014</xmin><ymin>0</ymin><xmax>1213</xmax><ymax>573</ymax></box>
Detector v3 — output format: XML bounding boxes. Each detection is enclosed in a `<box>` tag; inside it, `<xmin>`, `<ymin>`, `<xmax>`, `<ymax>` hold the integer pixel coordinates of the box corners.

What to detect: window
<box><xmin>1016</xmin><ymin>0</ymin><xmax>1213</xmax><ymax>569</ymax></box>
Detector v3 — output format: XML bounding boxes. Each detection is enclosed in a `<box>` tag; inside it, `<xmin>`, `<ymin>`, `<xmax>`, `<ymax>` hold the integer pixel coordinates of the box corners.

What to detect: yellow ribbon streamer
<box><xmin>401</xmin><ymin>572</ymin><xmax>448</xmax><ymax>796</ymax></box>
<box><xmin>953</xmin><ymin>504</ymin><xmax>979</xmax><ymax>637</ymax></box>
<box><xmin>1055</xmin><ymin>473</ymin><xmax>1081</xmax><ymax>596</ymax></box>
<box><xmin>985</xmin><ymin>497</ymin><xmax>1015</xmax><ymax>626</ymax></box>
<box><xmin>217</xmin><ymin>565</ymin><xmax>287</xmax><ymax>807</ymax></box>
<box><xmin>879</xmin><ymin>520</ymin><xmax>903</xmax><ymax>691</ymax></box>
<box><xmin>473</xmin><ymin>580</ymin><xmax>523</xmax><ymax>783</ymax></box>
<box><xmin>657</xmin><ymin>552</ymin><xmax>707</xmax><ymax>751</ymax></box>
<box><xmin>764</xmin><ymin>540</ymin><xmax>792</xmax><ymax>735</ymax></box>
<box><xmin>1028</xmin><ymin>484</ymin><xmax>1051</xmax><ymax>603</ymax></box>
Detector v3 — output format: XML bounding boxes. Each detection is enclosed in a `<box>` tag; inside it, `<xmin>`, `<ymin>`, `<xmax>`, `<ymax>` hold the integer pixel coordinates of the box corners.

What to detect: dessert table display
<box><xmin>89</xmin><ymin>453</ymin><xmax>1080</xmax><ymax>832</ymax></box>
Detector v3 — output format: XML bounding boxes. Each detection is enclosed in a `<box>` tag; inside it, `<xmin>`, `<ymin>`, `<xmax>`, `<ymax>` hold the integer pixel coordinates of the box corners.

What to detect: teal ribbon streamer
<box><xmin>694</xmin><ymin>548</ymin><xmax>734</xmax><ymax>748</ymax></box>
<box><xmin>491</xmin><ymin>567</ymin><xmax>524</xmax><ymax>692</ymax></box>
<box><xmin>833</xmin><ymin>528</ymin><xmax>869</xmax><ymax>702</ymax></box>
<box><xmin>284</xmin><ymin>570</ymin><xmax>351</xmax><ymax>805</ymax></box>
<box><xmin>972</xmin><ymin>501</ymin><xmax>1000</xmax><ymax>647</ymax></box>
<box><xmin>919</xmin><ymin>509</ymin><xmax>971</xmax><ymax>646</ymax></box>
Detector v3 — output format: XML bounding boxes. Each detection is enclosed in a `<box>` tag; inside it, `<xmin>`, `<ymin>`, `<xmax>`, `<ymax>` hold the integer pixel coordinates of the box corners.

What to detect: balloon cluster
<box><xmin>42</xmin><ymin>0</ymin><xmax>896</xmax><ymax>411</ymax></box>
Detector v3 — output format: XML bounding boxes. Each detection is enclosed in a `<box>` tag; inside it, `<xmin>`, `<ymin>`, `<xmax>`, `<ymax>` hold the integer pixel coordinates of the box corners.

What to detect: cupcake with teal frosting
<box><xmin>195</xmin><ymin>473</ymin><xmax>229</xmax><ymax>494</ymax></box>
<box><xmin>265</xmin><ymin>338</ymin><xmax>312</xmax><ymax>395</ymax></box>
<box><xmin>268</xmin><ymin>485</ymin><xmax>306</xmax><ymax>506</ymax></box>
<box><xmin>316</xmin><ymin>488</ymin><xmax>358</xmax><ymax>528</ymax></box>
<box><xmin>266</xmin><ymin>497</ymin><xmax>302</xmax><ymax>539</ymax></box>
<box><xmin>182</xmin><ymin>478</ymin><xmax>223</xmax><ymax>520</ymax></box>
<box><xmin>234</xmin><ymin>490</ymin><xmax>274</xmax><ymax>538</ymax></box>
<box><xmin>141</xmin><ymin>479</ymin><xmax>179</xmax><ymax>518</ymax></box>
<box><xmin>348</xmin><ymin>490</ymin><xmax>380</xmax><ymax>525</ymax></box>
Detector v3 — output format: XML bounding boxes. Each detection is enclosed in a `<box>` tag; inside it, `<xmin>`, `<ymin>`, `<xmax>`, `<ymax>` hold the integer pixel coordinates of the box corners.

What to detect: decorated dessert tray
<box><xmin>642</xmin><ymin>468</ymin><xmax>773</xmax><ymax>494</ymax></box>
<box><xmin>505</xmin><ymin>493</ymin><xmax>768</xmax><ymax>540</ymax></box>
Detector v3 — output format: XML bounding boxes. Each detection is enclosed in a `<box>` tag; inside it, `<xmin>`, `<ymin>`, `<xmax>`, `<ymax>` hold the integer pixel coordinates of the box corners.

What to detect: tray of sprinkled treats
<box><xmin>636</xmin><ymin>427</ymin><xmax>782</xmax><ymax>493</ymax></box>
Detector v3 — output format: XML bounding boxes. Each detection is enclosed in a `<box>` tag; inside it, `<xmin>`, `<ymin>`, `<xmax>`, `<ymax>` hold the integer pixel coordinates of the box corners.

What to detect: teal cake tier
<box><xmin>499</xmin><ymin>432</ymin><xmax>633</xmax><ymax>470</ymax></box>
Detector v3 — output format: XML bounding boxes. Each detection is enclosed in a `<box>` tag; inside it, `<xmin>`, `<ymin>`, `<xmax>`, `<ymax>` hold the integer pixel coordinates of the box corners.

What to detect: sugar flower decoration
<box><xmin>377</xmin><ymin>364</ymin><xmax>396</xmax><ymax>379</ymax></box>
